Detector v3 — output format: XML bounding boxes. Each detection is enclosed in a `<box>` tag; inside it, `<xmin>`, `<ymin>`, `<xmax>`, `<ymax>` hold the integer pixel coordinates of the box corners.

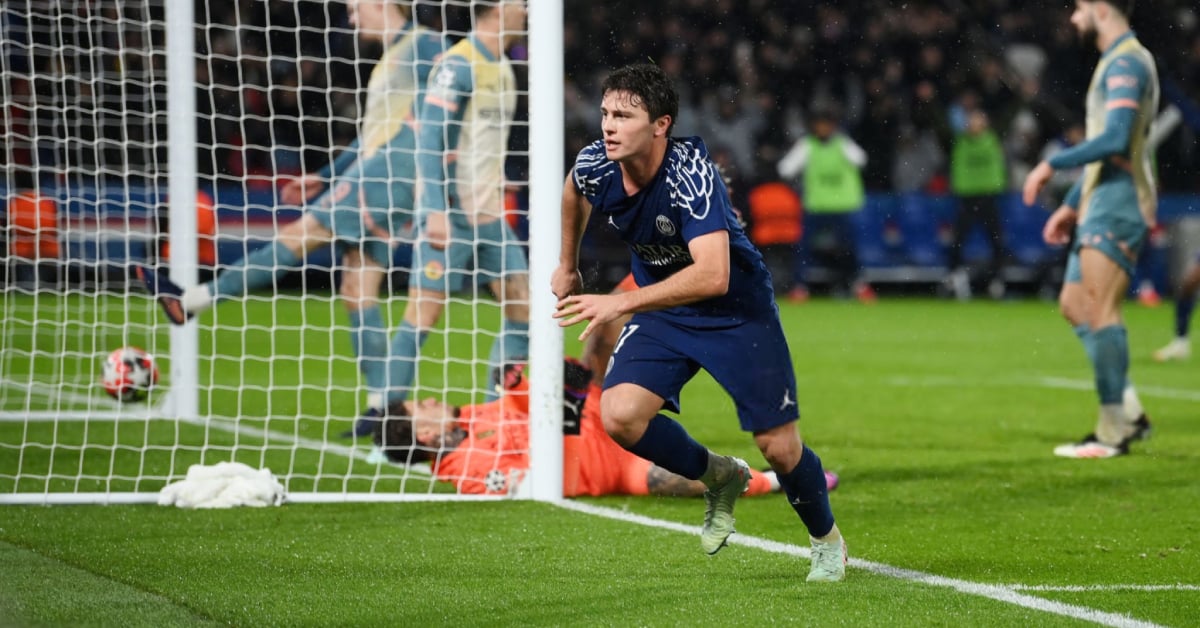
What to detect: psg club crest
<box><xmin>655</xmin><ymin>215</ymin><xmax>676</xmax><ymax>236</ymax></box>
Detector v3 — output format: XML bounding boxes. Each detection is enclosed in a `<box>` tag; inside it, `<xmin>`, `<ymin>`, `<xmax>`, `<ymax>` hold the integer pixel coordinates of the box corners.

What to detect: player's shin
<box><xmin>386</xmin><ymin>320</ymin><xmax>430</xmax><ymax>405</ymax></box>
<box><xmin>349</xmin><ymin>305</ymin><xmax>388</xmax><ymax>407</ymax></box>
<box><xmin>485</xmin><ymin>320</ymin><xmax>529</xmax><ymax>401</ymax></box>
<box><xmin>779</xmin><ymin>445</ymin><xmax>837</xmax><ymax>539</ymax></box>
<box><xmin>625</xmin><ymin>414</ymin><xmax>709</xmax><ymax>480</ymax></box>
<box><xmin>212</xmin><ymin>240</ymin><xmax>302</xmax><ymax>299</ymax></box>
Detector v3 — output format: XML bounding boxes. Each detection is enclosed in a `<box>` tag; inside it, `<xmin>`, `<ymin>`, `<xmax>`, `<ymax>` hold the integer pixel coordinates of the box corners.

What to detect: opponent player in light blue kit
<box><xmin>390</xmin><ymin>0</ymin><xmax>530</xmax><ymax>405</ymax></box>
<box><xmin>552</xmin><ymin>63</ymin><xmax>846</xmax><ymax>581</ymax></box>
<box><xmin>1023</xmin><ymin>0</ymin><xmax>1158</xmax><ymax>458</ymax></box>
<box><xmin>138</xmin><ymin>0</ymin><xmax>446</xmax><ymax>437</ymax></box>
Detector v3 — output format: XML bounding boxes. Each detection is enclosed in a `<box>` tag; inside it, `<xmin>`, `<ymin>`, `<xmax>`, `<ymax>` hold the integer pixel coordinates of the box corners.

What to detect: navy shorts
<box><xmin>602</xmin><ymin>313</ymin><xmax>799</xmax><ymax>432</ymax></box>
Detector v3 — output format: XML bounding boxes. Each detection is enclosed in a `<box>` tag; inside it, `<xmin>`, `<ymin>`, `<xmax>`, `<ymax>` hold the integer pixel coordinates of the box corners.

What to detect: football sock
<box><xmin>779</xmin><ymin>446</ymin><xmax>836</xmax><ymax>538</ymax></box>
<box><xmin>212</xmin><ymin>240</ymin><xmax>302</xmax><ymax>299</ymax></box>
<box><xmin>386</xmin><ymin>321</ymin><xmax>429</xmax><ymax>405</ymax></box>
<box><xmin>1097</xmin><ymin>404</ymin><xmax>1133</xmax><ymax>445</ymax></box>
<box><xmin>349</xmin><ymin>305</ymin><xmax>387</xmax><ymax>407</ymax></box>
<box><xmin>1090</xmin><ymin>324</ymin><xmax>1128</xmax><ymax>406</ymax></box>
<box><xmin>181</xmin><ymin>285</ymin><xmax>213</xmax><ymax>313</ymax></box>
<box><xmin>485</xmin><ymin>319</ymin><xmax>529</xmax><ymax>401</ymax></box>
<box><xmin>625</xmin><ymin>414</ymin><xmax>709</xmax><ymax>480</ymax></box>
<box><xmin>1123</xmin><ymin>383</ymin><xmax>1144</xmax><ymax>419</ymax></box>
<box><xmin>1175</xmin><ymin>294</ymin><xmax>1195</xmax><ymax>338</ymax></box>
<box><xmin>1072</xmin><ymin>323</ymin><xmax>1095</xmax><ymax>362</ymax></box>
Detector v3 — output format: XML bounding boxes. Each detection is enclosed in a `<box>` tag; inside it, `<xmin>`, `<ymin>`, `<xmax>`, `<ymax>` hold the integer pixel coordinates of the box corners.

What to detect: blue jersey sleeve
<box><xmin>416</xmin><ymin>54</ymin><xmax>472</xmax><ymax>216</ymax></box>
<box><xmin>673</xmin><ymin>142</ymin><xmax>733</xmax><ymax>243</ymax></box>
<box><xmin>1063</xmin><ymin>176</ymin><xmax>1083</xmax><ymax>210</ymax></box>
<box><xmin>571</xmin><ymin>141</ymin><xmax>610</xmax><ymax>200</ymax></box>
<box><xmin>1049</xmin><ymin>54</ymin><xmax>1149</xmax><ymax>170</ymax></box>
<box><xmin>319</xmin><ymin>138</ymin><xmax>360</xmax><ymax>180</ymax></box>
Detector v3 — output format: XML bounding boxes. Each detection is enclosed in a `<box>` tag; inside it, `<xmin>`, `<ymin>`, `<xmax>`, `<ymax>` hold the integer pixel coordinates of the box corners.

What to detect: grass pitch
<box><xmin>2</xmin><ymin>294</ymin><xmax>1198</xmax><ymax>626</ymax></box>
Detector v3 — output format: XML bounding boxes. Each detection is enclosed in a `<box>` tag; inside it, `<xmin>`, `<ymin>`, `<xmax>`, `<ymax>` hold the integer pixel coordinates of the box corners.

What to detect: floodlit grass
<box><xmin>2</xmin><ymin>294</ymin><xmax>1199</xmax><ymax>625</ymax></box>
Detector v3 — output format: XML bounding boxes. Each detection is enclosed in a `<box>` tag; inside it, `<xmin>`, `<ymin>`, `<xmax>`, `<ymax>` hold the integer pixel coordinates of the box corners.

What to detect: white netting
<box><xmin>1</xmin><ymin>0</ymin><xmax>547</xmax><ymax>502</ymax></box>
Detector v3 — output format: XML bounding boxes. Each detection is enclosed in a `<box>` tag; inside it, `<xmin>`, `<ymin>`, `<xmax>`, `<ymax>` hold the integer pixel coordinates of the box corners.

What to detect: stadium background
<box><xmin>3</xmin><ymin>0</ymin><xmax>1199</xmax><ymax>295</ymax></box>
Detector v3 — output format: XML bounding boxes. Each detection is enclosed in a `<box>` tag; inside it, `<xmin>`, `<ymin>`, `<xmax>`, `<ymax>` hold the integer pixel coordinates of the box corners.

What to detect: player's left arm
<box><xmin>415</xmin><ymin>55</ymin><xmax>470</xmax><ymax>248</ymax></box>
<box><xmin>1024</xmin><ymin>55</ymin><xmax>1149</xmax><ymax>205</ymax></box>
<box><xmin>841</xmin><ymin>134</ymin><xmax>868</xmax><ymax>168</ymax></box>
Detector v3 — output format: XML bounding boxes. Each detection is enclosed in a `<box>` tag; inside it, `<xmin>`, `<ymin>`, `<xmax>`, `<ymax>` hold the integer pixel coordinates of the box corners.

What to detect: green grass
<box><xmin>2</xmin><ymin>294</ymin><xmax>1199</xmax><ymax>626</ymax></box>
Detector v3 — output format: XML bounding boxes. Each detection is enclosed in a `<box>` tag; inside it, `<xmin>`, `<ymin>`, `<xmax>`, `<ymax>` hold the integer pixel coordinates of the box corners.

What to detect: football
<box><xmin>101</xmin><ymin>347</ymin><xmax>159</xmax><ymax>402</ymax></box>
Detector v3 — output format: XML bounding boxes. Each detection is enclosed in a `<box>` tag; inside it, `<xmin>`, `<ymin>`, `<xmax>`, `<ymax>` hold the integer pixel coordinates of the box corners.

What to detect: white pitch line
<box><xmin>885</xmin><ymin>374</ymin><xmax>1200</xmax><ymax>402</ymax></box>
<box><xmin>6</xmin><ymin>378</ymin><xmax>432</xmax><ymax>477</ymax></box>
<box><xmin>556</xmin><ymin>501</ymin><xmax>1167</xmax><ymax>628</ymax></box>
<box><xmin>1009</xmin><ymin>584</ymin><xmax>1200</xmax><ymax>593</ymax></box>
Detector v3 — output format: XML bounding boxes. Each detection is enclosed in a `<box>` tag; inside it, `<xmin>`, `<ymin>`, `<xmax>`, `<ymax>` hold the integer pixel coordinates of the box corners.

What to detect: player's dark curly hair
<box><xmin>1096</xmin><ymin>0</ymin><xmax>1135</xmax><ymax>18</ymax></box>
<box><xmin>601</xmin><ymin>63</ymin><xmax>679</xmax><ymax>135</ymax></box>
<box><xmin>374</xmin><ymin>402</ymin><xmax>436</xmax><ymax>465</ymax></box>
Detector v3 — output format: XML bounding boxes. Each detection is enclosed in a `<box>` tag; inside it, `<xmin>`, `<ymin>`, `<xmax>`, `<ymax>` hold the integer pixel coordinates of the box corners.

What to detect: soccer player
<box><xmin>389</xmin><ymin>0</ymin><xmax>530</xmax><ymax>407</ymax></box>
<box><xmin>1022</xmin><ymin>0</ymin><xmax>1158</xmax><ymax>458</ymax></box>
<box><xmin>137</xmin><ymin>1</ymin><xmax>446</xmax><ymax>437</ymax></box>
<box><xmin>1152</xmin><ymin>254</ymin><xmax>1200</xmax><ymax>361</ymax></box>
<box><xmin>375</xmin><ymin>358</ymin><xmax>782</xmax><ymax>497</ymax></box>
<box><xmin>551</xmin><ymin>63</ymin><xmax>846</xmax><ymax>582</ymax></box>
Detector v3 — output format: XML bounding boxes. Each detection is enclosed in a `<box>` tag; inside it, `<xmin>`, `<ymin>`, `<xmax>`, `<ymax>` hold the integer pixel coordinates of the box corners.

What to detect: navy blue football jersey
<box><xmin>572</xmin><ymin>136</ymin><xmax>775</xmax><ymax>327</ymax></box>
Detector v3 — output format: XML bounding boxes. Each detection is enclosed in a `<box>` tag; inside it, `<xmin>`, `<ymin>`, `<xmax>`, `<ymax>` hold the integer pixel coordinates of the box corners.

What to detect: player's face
<box><xmin>600</xmin><ymin>90</ymin><xmax>669</xmax><ymax>162</ymax></box>
<box><xmin>499</xmin><ymin>0</ymin><xmax>528</xmax><ymax>38</ymax></box>
<box><xmin>411</xmin><ymin>398</ymin><xmax>455</xmax><ymax>446</ymax></box>
<box><xmin>1070</xmin><ymin>1</ymin><xmax>1099</xmax><ymax>48</ymax></box>
<box><xmin>348</xmin><ymin>0</ymin><xmax>395</xmax><ymax>43</ymax></box>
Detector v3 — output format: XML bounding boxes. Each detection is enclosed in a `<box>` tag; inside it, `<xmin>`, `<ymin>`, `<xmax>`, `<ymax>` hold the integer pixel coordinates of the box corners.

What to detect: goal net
<box><xmin>0</xmin><ymin>0</ymin><xmax>564</xmax><ymax>504</ymax></box>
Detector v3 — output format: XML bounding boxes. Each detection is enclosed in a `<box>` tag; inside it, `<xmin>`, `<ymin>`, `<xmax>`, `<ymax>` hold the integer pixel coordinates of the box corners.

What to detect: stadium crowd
<box><xmin>4</xmin><ymin>0</ymin><xmax>1199</xmax><ymax>195</ymax></box>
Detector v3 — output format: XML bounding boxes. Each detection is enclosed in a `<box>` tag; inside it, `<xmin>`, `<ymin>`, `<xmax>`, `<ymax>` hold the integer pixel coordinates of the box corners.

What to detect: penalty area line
<box><xmin>556</xmin><ymin>500</ymin><xmax>1166</xmax><ymax>628</ymax></box>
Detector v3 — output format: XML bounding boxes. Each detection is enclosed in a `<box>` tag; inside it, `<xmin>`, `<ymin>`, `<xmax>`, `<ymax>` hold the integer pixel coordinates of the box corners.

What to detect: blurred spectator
<box><xmin>778</xmin><ymin>105</ymin><xmax>873</xmax><ymax>302</ymax></box>
<box><xmin>892</xmin><ymin>124</ymin><xmax>945</xmax><ymax>194</ymax></box>
<box><xmin>5</xmin><ymin>0</ymin><xmax>1200</xmax><ymax>198</ymax></box>
<box><xmin>947</xmin><ymin>108</ymin><xmax>1008</xmax><ymax>300</ymax></box>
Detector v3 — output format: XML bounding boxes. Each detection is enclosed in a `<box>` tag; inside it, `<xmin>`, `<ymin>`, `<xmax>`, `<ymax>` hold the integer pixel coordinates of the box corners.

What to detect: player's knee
<box><xmin>599</xmin><ymin>393</ymin><xmax>650</xmax><ymax>446</ymax></box>
<box><xmin>754</xmin><ymin>424</ymin><xmax>803</xmax><ymax>471</ymax></box>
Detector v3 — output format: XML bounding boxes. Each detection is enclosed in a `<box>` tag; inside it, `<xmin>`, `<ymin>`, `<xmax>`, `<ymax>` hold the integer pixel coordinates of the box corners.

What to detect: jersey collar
<box><xmin>468</xmin><ymin>34</ymin><xmax>500</xmax><ymax>62</ymax></box>
<box><xmin>1101</xmin><ymin>30</ymin><xmax>1135</xmax><ymax>59</ymax></box>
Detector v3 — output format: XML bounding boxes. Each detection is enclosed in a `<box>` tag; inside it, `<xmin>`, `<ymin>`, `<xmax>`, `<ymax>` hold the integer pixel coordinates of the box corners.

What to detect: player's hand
<box><xmin>1022</xmin><ymin>161</ymin><xmax>1054</xmax><ymax>207</ymax></box>
<box><xmin>553</xmin><ymin>293</ymin><xmax>625</xmax><ymax>341</ymax></box>
<box><xmin>550</xmin><ymin>265</ymin><xmax>583</xmax><ymax>301</ymax></box>
<box><xmin>280</xmin><ymin>174</ymin><xmax>325</xmax><ymax>206</ymax></box>
<box><xmin>422</xmin><ymin>212</ymin><xmax>449</xmax><ymax>251</ymax></box>
<box><xmin>1042</xmin><ymin>205</ymin><xmax>1077</xmax><ymax>245</ymax></box>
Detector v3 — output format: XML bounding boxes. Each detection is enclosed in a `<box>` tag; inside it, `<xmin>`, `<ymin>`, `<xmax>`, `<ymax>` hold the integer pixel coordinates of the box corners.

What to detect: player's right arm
<box><xmin>551</xmin><ymin>175</ymin><xmax>592</xmax><ymax>299</ymax></box>
<box><xmin>1042</xmin><ymin>175</ymin><xmax>1082</xmax><ymax>245</ymax></box>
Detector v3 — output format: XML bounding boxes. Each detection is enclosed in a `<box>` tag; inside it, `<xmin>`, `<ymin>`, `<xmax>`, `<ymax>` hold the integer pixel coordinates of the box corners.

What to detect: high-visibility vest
<box><xmin>803</xmin><ymin>136</ymin><xmax>865</xmax><ymax>213</ymax></box>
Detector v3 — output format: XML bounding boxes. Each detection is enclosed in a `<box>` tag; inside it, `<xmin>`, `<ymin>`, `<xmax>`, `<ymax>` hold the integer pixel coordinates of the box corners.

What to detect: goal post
<box><xmin>0</xmin><ymin>0</ymin><xmax>564</xmax><ymax>505</ymax></box>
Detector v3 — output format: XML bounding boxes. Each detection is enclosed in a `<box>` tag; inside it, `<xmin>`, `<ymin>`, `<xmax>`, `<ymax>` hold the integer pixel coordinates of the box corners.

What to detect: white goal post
<box><xmin>0</xmin><ymin>0</ymin><xmax>564</xmax><ymax>504</ymax></box>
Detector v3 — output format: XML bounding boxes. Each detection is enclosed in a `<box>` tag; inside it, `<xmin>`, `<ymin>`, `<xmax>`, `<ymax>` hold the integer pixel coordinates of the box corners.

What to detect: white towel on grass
<box><xmin>158</xmin><ymin>461</ymin><xmax>285</xmax><ymax>509</ymax></box>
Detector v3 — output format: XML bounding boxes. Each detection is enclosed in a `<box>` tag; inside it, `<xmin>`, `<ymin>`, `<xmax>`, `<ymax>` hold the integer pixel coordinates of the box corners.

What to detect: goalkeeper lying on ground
<box><xmin>373</xmin><ymin>358</ymin><xmax>785</xmax><ymax>497</ymax></box>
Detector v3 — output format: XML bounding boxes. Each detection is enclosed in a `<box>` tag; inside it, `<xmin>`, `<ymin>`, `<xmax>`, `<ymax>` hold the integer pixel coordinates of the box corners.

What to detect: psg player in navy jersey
<box><xmin>552</xmin><ymin>63</ymin><xmax>846</xmax><ymax>582</ymax></box>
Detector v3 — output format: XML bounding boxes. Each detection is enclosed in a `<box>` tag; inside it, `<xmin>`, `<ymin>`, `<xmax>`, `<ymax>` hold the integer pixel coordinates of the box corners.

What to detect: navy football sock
<box><xmin>1176</xmin><ymin>295</ymin><xmax>1195</xmax><ymax>338</ymax></box>
<box><xmin>779</xmin><ymin>446</ymin><xmax>836</xmax><ymax>538</ymax></box>
<box><xmin>625</xmin><ymin>414</ymin><xmax>709</xmax><ymax>480</ymax></box>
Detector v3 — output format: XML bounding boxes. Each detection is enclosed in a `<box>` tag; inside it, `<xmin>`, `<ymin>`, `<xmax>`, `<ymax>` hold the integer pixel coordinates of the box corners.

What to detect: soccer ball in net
<box><xmin>101</xmin><ymin>347</ymin><xmax>160</xmax><ymax>402</ymax></box>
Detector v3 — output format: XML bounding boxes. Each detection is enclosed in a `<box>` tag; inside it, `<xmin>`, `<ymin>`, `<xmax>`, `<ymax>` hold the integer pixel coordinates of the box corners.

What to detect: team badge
<box><xmin>331</xmin><ymin>181</ymin><xmax>352</xmax><ymax>204</ymax></box>
<box><xmin>423</xmin><ymin>260</ymin><xmax>445</xmax><ymax>280</ymax></box>
<box><xmin>655</xmin><ymin>215</ymin><xmax>676</xmax><ymax>236</ymax></box>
